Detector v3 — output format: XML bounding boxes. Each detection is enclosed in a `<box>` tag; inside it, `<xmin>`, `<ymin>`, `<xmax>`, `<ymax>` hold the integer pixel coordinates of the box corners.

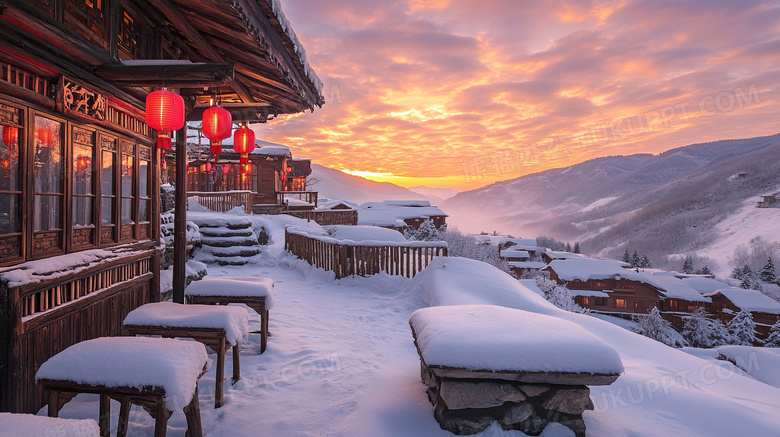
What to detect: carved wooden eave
<box><xmin>94</xmin><ymin>63</ymin><xmax>235</xmax><ymax>88</ymax></box>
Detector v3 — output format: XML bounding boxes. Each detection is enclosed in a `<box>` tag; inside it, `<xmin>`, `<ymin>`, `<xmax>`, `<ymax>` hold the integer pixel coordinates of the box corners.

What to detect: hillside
<box><xmin>443</xmin><ymin>134</ymin><xmax>780</xmax><ymax>270</ymax></box>
<box><xmin>309</xmin><ymin>164</ymin><xmax>439</xmax><ymax>204</ymax></box>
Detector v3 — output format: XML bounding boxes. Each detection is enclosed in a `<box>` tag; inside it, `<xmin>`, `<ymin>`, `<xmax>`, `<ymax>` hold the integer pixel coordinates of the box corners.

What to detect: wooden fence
<box><xmin>189</xmin><ymin>190</ymin><xmax>252</xmax><ymax>214</ymax></box>
<box><xmin>285</xmin><ymin>228</ymin><xmax>447</xmax><ymax>279</ymax></box>
<box><xmin>277</xmin><ymin>190</ymin><xmax>318</xmax><ymax>208</ymax></box>
<box><xmin>284</xmin><ymin>209</ymin><xmax>359</xmax><ymax>226</ymax></box>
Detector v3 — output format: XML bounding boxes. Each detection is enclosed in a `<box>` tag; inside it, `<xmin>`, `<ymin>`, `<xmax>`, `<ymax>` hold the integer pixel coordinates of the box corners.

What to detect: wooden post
<box><xmin>173</xmin><ymin>124</ymin><xmax>188</xmax><ymax>304</ymax></box>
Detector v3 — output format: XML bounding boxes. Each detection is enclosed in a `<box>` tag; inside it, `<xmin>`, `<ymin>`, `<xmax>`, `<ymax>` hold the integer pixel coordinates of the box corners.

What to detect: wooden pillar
<box><xmin>173</xmin><ymin>124</ymin><xmax>187</xmax><ymax>304</ymax></box>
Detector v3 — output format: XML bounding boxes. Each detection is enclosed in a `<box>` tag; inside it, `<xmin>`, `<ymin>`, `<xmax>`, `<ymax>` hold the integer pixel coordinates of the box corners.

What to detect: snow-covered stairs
<box><xmin>192</xmin><ymin>217</ymin><xmax>262</xmax><ymax>266</ymax></box>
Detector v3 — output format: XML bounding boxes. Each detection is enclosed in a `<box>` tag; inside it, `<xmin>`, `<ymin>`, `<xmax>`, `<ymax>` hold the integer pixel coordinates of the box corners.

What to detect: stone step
<box><xmin>196</xmin><ymin>221</ymin><xmax>253</xmax><ymax>230</ymax></box>
<box><xmin>193</xmin><ymin>253</ymin><xmax>252</xmax><ymax>266</ymax></box>
<box><xmin>199</xmin><ymin>245</ymin><xmax>262</xmax><ymax>258</ymax></box>
<box><xmin>199</xmin><ymin>228</ymin><xmax>255</xmax><ymax>238</ymax></box>
<box><xmin>200</xmin><ymin>235</ymin><xmax>259</xmax><ymax>247</ymax></box>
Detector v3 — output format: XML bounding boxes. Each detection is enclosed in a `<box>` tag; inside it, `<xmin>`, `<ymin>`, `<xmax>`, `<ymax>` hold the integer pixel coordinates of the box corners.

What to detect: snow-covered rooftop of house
<box><xmin>123</xmin><ymin>302</ymin><xmax>250</xmax><ymax>346</ymax></box>
<box><xmin>570</xmin><ymin>289</ymin><xmax>611</xmax><ymax>298</ymax></box>
<box><xmin>500</xmin><ymin>238</ymin><xmax>536</xmax><ymax>247</ymax></box>
<box><xmin>357</xmin><ymin>202</ymin><xmax>447</xmax><ymax>228</ymax></box>
<box><xmin>0</xmin><ymin>413</ymin><xmax>99</xmax><ymax>437</ymax></box>
<box><xmin>500</xmin><ymin>249</ymin><xmax>530</xmax><ymax>258</ymax></box>
<box><xmin>681</xmin><ymin>276</ymin><xmax>732</xmax><ymax>294</ymax></box>
<box><xmin>410</xmin><ymin>305</ymin><xmax>623</xmax><ymax>374</ymax></box>
<box><xmin>36</xmin><ymin>337</ymin><xmax>208</xmax><ymax>410</ymax></box>
<box><xmin>507</xmin><ymin>261</ymin><xmax>546</xmax><ymax>269</ymax></box>
<box><xmin>317</xmin><ymin>199</ymin><xmax>359</xmax><ymax>210</ymax></box>
<box><xmin>543</xmin><ymin>250</ymin><xmax>589</xmax><ymax>260</ymax></box>
<box><xmin>326</xmin><ymin>225</ymin><xmax>408</xmax><ymax>243</ymax></box>
<box><xmin>704</xmin><ymin>288</ymin><xmax>780</xmax><ymax>314</ymax></box>
<box><xmin>188</xmin><ymin>133</ymin><xmax>292</xmax><ymax>157</ymax></box>
<box><xmin>547</xmin><ymin>259</ymin><xmax>709</xmax><ymax>302</ymax></box>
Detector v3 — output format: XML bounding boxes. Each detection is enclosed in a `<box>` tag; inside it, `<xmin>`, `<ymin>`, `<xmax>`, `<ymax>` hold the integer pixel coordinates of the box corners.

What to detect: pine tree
<box><xmin>682</xmin><ymin>308</ymin><xmax>731</xmax><ymax>348</ymax></box>
<box><xmin>566</xmin><ymin>242</ymin><xmax>572</xmax><ymax>252</ymax></box>
<box><xmin>637</xmin><ymin>308</ymin><xmax>687</xmax><ymax>347</ymax></box>
<box><xmin>622</xmin><ymin>249</ymin><xmax>631</xmax><ymax>264</ymax></box>
<box><xmin>640</xmin><ymin>255</ymin><xmax>651</xmax><ymax>268</ymax></box>
<box><xmin>727</xmin><ymin>310</ymin><xmax>763</xmax><ymax>346</ymax></box>
<box><xmin>760</xmin><ymin>257</ymin><xmax>777</xmax><ymax>284</ymax></box>
<box><xmin>697</xmin><ymin>265</ymin><xmax>712</xmax><ymax>276</ymax></box>
<box><xmin>536</xmin><ymin>277</ymin><xmax>587</xmax><ymax>314</ymax></box>
<box><xmin>573</xmin><ymin>242</ymin><xmax>581</xmax><ymax>254</ymax></box>
<box><xmin>764</xmin><ymin>320</ymin><xmax>780</xmax><ymax>348</ymax></box>
<box><xmin>406</xmin><ymin>219</ymin><xmax>440</xmax><ymax>241</ymax></box>
<box><xmin>731</xmin><ymin>266</ymin><xmax>745</xmax><ymax>281</ymax></box>
<box><xmin>632</xmin><ymin>251</ymin><xmax>641</xmax><ymax>268</ymax></box>
<box><xmin>682</xmin><ymin>255</ymin><xmax>694</xmax><ymax>274</ymax></box>
<box><xmin>738</xmin><ymin>266</ymin><xmax>763</xmax><ymax>291</ymax></box>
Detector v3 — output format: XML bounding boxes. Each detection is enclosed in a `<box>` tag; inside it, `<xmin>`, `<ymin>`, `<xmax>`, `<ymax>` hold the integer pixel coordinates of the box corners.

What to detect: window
<box><xmin>101</xmin><ymin>136</ymin><xmax>117</xmax><ymax>244</ymax></box>
<box><xmin>121</xmin><ymin>143</ymin><xmax>135</xmax><ymax>226</ymax></box>
<box><xmin>0</xmin><ymin>121</ymin><xmax>22</xmax><ymax>261</ymax></box>
<box><xmin>615</xmin><ymin>298</ymin><xmax>627</xmax><ymax>309</ymax></box>
<box><xmin>72</xmin><ymin>128</ymin><xmax>95</xmax><ymax>228</ymax></box>
<box><xmin>582</xmin><ymin>297</ymin><xmax>591</xmax><ymax>305</ymax></box>
<box><xmin>594</xmin><ymin>297</ymin><xmax>607</xmax><ymax>306</ymax></box>
<box><xmin>668</xmin><ymin>299</ymin><xmax>679</xmax><ymax>310</ymax></box>
<box><xmin>138</xmin><ymin>147</ymin><xmax>151</xmax><ymax>226</ymax></box>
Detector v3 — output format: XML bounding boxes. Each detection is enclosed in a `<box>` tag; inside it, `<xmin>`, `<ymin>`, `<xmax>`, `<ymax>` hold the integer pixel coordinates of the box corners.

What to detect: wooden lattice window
<box><xmin>72</xmin><ymin>127</ymin><xmax>96</xmax><ymax>248</ymax></box>
<box><xmin>0</xmin><ymin>105</ymin><xmax>23</xmax><ymax>262</ymax></box>
<box><xmin>64</xmin><ymin>0</ymin><xmax>108</xmax><ymax>48</ymax></box>
<box><xmin>118</xmin><ymin>9</ymin><xmax>139</xmax><ymax>60</ymax></box>
<box><xmin>100</xmin><ymin>136</ymin><xmax>117</xmax><ymax>245</ymax></box>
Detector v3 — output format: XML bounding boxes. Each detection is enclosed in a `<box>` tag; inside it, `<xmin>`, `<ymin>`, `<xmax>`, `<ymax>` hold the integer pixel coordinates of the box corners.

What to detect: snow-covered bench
<box><xmin>409</xmin><ymin>305</ymin><xmax>623</xmax><ymax>436</ymax></box>
<box><xmin>123</xmin><ymin>302</ymin><xmax>250</xmax><ymax>408</ymax></box>
<box><xmin>36</xmin><ymin>337</ymin><xmax>208</xmax><ymax>437</ymax></box>
<box><xmin>0</xmin><ymin>413</ymin><xmax>100</xmax><ymax>437</ymax></box>
<box><xmin>185</xmin><ymin>277</ymin><xmax>275</xmax><ymax>353</ymax></box>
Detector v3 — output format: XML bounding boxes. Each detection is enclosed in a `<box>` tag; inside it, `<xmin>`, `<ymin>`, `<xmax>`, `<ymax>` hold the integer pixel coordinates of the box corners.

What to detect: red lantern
<box><xmin>202</xmin><ymin>105</ymin><xmax>232</xmax><ymax>157</ymax></box>
<box><xmin>222</xmin><ymin>164</ymin><xmax>230</xmax><ymax>174</ymax></box>
<box><xmin>205</xmin><ymin>162</ymin><xmax>213</xmax><ymax>172</ymax></box>
<box><xmin>233</xmin><ymin>125</ymin><xmax>255</xmax><ymax>165</ymax></box>
<box><xmin>36</xmin><ymin>127</ymin><xmax>54</xmax><ymax>148</ymax></box>
<box><xmin>145</xmin><ymin>88</ymin><xmax>185</xmax><ymax>150</ymax></box>
<box><xmin>2</xmin><ymin>126</ymin><xmax>18</xmax><ymax>146</ymax></box>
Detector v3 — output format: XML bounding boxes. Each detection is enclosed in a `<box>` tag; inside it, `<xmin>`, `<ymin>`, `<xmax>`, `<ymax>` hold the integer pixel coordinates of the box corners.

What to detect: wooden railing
<box><xmin>285</xmin><ymin>227</ymin><xmax>447</xmax><ymax>279</ymax></box>
<box><xmin>278</xmin><ymin>191</ymin><xmax>318</xmax><ymax>208</ymax></box>
<box><xmin>284</xmin><ymin>209</ymin><xmax>359</xmax><ymax>225</ymax></box>
<box><xmin>188</xmin><ymin>190</ymin><xmax>252</xmax><ymax>214</ymax></box>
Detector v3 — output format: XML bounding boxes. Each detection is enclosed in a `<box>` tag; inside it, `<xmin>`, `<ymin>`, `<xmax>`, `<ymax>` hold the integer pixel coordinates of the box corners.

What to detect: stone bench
<box><xmin>123</xmin><ymin>302</ymin><xmax>250</xmax><ymax>408</ymax></box>
<box><xmin>185</xmin><ymin>276</ymin><xmax>275</xmax><ymax>353</ymax></box>
<box><xmin>36</xmin><ymin>337</ymin><xmax>209</xmax><ymax>437</ymax></box>
<box><xmin>409</xmin><ymin>305</ymin><xmax>623</xmax><ymax>436</ymax></box>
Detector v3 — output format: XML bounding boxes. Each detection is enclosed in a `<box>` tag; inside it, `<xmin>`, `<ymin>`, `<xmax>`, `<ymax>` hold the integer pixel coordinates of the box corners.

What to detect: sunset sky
<box><xmin>260</xmin><ymin>0</ymin><xmax>780</xmax><ymax>191</ymax></box>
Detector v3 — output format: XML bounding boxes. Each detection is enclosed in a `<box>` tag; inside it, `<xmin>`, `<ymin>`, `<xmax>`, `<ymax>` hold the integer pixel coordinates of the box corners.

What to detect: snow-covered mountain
<box><xmin>309</xmin><ymin>164</ymin><xmax>439</xmax><ymax>204</ymax></box>
<box><xmin>408</xmin><ymin>186</ymin><xmax>459</xmax><ymax>203</ymax></box>
<box><xmin>443</xmin><ymin>133</ymin><xmax>780</xmax><ymax>269</ymax></box>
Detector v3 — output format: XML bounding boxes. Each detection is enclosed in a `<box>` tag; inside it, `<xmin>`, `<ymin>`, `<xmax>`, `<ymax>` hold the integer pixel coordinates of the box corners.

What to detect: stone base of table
<box><xmin>419</xmin><ymin>359</ymin><xmax>615</xmax><ymax>436</ymax></box>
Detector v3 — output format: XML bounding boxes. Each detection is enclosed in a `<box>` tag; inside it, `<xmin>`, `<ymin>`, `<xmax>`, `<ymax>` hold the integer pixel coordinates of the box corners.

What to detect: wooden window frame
<box><xmin>0</xmin><ymin>101</ymin><xmax>26</xmax><ymax>266</ymax></box>
<box><xmin>28</xmin><ymin>111</ymin><xmax>67</xmax><ymax>260</ymax></box>
<box><xmin>99</xmin><ymin>133</ymin><xmax>118</xmax><ymax>246</ymax></box>
<box><xmin>615</xmin><ymin>298</ymin><xmax>627</xmax><ymax>309</ymax></box>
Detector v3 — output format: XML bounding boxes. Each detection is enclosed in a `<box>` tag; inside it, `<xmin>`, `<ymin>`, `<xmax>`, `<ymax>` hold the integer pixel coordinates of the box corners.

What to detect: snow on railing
<box><xmin>188</xmin><ymin>190</ymin><xmax>252</xmax><ymax>214</ymax></box>
<box><xmin>285</xmin><ymin>227</ymin><xmax>447</xmax><ymax>279</ymax></box>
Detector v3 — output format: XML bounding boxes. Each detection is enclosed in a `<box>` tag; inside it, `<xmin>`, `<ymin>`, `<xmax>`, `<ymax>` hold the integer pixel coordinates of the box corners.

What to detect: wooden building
<box><xmin>757</xmin><ymin>193</ymin><xmax>777</xmax><ymax>208</ymax></box>
<box><xmin>704</xmin><ymin>288</ymin><xmax>780</xmax><ymax>339</ymax></box>
<box><xmin>286</xmin><ymin>158</ymin><xmax>312</xmax><ymax>191</ymax></box>
<box><xmin>0</xmin><ymin>0</ymin><xmax>321</xmax><ymax>413</ymax></box>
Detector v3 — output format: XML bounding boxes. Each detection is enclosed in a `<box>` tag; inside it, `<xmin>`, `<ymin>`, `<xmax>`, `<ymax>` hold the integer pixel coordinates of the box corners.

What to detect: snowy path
<box><xmin>53</xmin><ymin>255</ymin><xmax>458</xmax><ymax>437</ymax></box>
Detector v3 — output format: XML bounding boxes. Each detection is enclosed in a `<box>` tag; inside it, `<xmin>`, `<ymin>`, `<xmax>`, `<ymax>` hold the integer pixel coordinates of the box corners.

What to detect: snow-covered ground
<box><xmin>696</xmin><ymin>190</ymin><xmax>780</xmax><ymax>276</ymax></box>
<box><xmin>43</xmin><ymin>211</ymin><xmax>780</xmax><ymax>436</ymax></box>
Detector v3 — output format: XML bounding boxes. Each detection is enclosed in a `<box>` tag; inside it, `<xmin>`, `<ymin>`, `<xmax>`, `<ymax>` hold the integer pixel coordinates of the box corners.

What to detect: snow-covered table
<box><xmin>123</xmin><ymin>302</ymin><xmax>250</xmax><ymax>408</ymax></box>
<box><xmin>36</xmin><ymin>337</ymin><xmax>208</xmax><ymax>437</ymax></box>
<box><xmin>409</xmin><ymin>305</ymin><xmax>623</xmax><ymax>436</ymax></box>
<box><xmin>0</xmin><ymin>413</ymin><xmax>100</xmax><ymax>437</ymax></box>
<box><xmin>185</xmin><ymin>277</ymin><xmax>275</xmax><ymax>353</ymax></box>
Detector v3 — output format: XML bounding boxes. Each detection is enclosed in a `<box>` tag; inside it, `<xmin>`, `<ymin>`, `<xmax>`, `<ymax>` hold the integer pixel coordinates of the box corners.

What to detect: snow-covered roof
<box><xmin>187</xmin><ymin>132</ymin><xmax>292</xmax><ymax>157</ymax></box>
<box><xmin>317</xmin><ymin>199</ymin><xmax>359</xmax><ymax>210</ymax></box>
<box><xmin>547</xmin><ymin>259</ymin><xmax>709</xmax><ymax>302</ymax></box>
<box><xmin>507</xmin><ymin>261</ymin><xmax>546</xmax><ymax>269</ymax></box>
<box><xmin>326</xmin><ymin>225</ymin><xmax>409</xmax><ymax>243</ymax></box>
<box><xmin>681</xmin><ymin>276</ymin><xmax>732</xmax><ymax>294</ymax></box>
<box><xmin>501</xmin><ymin>238</ymin><xmax>537</xmax><ymax>247</ymax></box>
<box><xmin>704</xmin><ymin>288</ymin><xmax>780</xmax><ymax>314</ymax></box>
<box><xmin>357</xmin><ymin>201</ymin><xmax>447</xmax><ymax>228</ymax></box>
<box><xmin>410</xmin><ymin>305</ymin><xmax>623</xmax><ymax>374</ymax></box>
<box><xmin>570</xmin><ymin>289</ymin><xmax>611</xmax><ymax>298</ymax></box>
<box><xmin>543</xmin><ymin>250</ymin><xmax>589</xmax><ymax>260</ymax></box>
<box><xmin>500</xmin><ymin>249</ymin><xmax>530</xmax><ymax>259</ymax></box>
